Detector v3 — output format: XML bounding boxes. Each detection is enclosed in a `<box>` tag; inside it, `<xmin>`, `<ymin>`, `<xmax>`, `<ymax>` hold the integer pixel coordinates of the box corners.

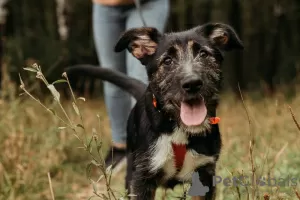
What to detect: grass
<box><xmin>0</xmin><ymin>64</ymin><xmax>300</xmax><ymax>200</ymax></box>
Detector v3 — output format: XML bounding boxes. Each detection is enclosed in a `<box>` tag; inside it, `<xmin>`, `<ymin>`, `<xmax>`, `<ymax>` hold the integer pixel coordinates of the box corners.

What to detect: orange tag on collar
<box><xmin>152</xmin><ymin>95</ymin><xmax>157</xmax><ymax>108</ymax></box>
<box><xmin>209</xmin><ymin>117</ymin><xmax>220</xmax><ymax>124</ymax></box>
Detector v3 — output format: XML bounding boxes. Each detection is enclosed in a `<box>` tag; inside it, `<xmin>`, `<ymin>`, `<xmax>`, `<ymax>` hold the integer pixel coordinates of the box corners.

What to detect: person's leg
<box><xmin>92</xmin><ymin>3</ymin><xmax>130</xmax><ymax>167</ymax></box>
<box><xmin>125</xmin><ymin>0</ymin><xmax>170</xmax><ymax>106</ymax></box>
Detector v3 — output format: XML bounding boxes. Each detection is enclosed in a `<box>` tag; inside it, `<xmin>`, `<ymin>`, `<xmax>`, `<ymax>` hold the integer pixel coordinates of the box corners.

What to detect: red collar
<box><xmin>152</xmin><ymin>95</ymin><xmax>221</xmax><ymax>171</ymax></box>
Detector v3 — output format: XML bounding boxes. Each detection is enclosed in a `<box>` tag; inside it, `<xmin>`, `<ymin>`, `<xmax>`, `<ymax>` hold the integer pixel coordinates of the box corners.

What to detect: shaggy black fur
<box><xmin>66</xmin><ymin>22</ymin><xmax>243</xmax><ymax>200</ymax></box>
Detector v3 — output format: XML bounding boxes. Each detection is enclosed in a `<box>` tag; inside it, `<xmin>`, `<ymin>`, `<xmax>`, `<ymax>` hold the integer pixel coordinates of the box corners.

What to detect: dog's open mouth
<box><xmin>180</xmin><ymin>98</ymin><xmax>207</xmax><ymax>126</ymax></box>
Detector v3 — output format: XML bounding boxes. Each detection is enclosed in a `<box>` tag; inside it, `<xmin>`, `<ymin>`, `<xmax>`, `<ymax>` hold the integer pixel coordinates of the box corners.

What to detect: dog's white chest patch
<box><xmin>149</xmin><ymin>127</ymin><xmax>215</xmax><ymax>181</ymax></box>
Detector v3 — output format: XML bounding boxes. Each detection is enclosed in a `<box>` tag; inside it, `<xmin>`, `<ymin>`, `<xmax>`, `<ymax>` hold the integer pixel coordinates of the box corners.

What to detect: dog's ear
<box><xmin>114</xmin><ymin>27</ymin><xmax>161</xmax><ymax>64</ymax></box>
<box><xmin>196</xmin><ymin>23</ymin><xmax>244</xmax><ymax>51</ymax></box>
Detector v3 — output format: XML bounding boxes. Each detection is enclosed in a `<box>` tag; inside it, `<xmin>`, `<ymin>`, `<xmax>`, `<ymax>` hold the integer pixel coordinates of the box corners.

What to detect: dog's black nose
<box><xmin>181</xmin><ymin>77</ymin><xmax>203</xmax><ymax>93</ymax></box>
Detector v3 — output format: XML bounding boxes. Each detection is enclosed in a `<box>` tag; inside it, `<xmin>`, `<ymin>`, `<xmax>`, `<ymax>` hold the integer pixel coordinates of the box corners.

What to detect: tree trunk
<box><xmin>0</xmin><ymin>0</ymin><xmax>8</xmax><ymax>91</ymax></box>
<box><xmin>228</xmin><ymin>0</ymin><xmax>244</xmax><ymax>96</ymax></box>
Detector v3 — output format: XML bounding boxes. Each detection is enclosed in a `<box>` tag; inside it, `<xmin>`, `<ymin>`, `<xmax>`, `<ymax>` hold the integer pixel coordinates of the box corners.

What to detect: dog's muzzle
<box><xmin>179</xmin><ymin>75</ymin><xmax>208</xmax><ymax>127</ymax></box>
<box><xmin>181</xmin><ymin>75</ymin><xmax>203</xmax><ymax>94</ymax></box>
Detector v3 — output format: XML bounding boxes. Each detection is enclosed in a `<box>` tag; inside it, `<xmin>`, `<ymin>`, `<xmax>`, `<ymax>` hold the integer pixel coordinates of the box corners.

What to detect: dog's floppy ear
<box><xmin>114</xmin><ymin>27</ymin><xmax>161</xmax><ymax>64</ymax></box>
<box><xmin>196</xmin><ymin>23</ymin><xmax>244</xmax><ymax>51</ymax></box>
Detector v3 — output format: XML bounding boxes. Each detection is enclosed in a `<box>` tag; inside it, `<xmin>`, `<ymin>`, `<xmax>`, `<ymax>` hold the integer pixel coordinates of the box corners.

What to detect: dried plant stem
<box><xmin>235</xmin><ymin>185</ymin><xmax>241</xmax><ymax>200</ymax></box>
<box><xmin>35</xmin><ymin>68</ymin><xmax>73</xmax><ymax>126</ymax></box>
<box><xmin>80</xmin><ymin>131</ymin><xmax>117</xmax><ymax>200</ymax></box>
<box><xmin>21</xmin><ymin>64</ymin><xmax>121</xmax><ymax>200</ymax></box>
<box><xmin>47</xmin><ymin>172</ymin><xmax>55</xmax><ymax>200</ymax></box>
<box><xmin>162</xmin><ymin>189</ymin><xmax>167</xmax><ymax>200</ymax></box>
<box><xmin>104</xmin><ymin>169</ymin><xmax>116</xmax><ymax>200</ymax></box>
<box><xmin>26</xmin><ymin>56</ymin><xmax>64</xmax><ymax>93</ymax></box>
<box><xmin>237</xmin><ymin>83</ymin><xmax>256</xmax><ymax>200</ymax></box>
<box><xmin>288</xmin><ymin>106</ymin><xmax>300</xmax><ymax>132</ymax></box>
<box><xmin>293</xmin><ymin>187</ymin><xmax>300</xmax><ymax>200</ymax></box>
<box><xmin>58</xmin><ymin>102</ymin><xmax>73</xmax><ymax>124</ymax></box>
<box><xmin>63</xmin><ymin>72</ymin><xmax>76</xmax><ymax>104</ymax></box>
<box><xmin>20</xmin><ymin>85</ymin><xmax>70</xmax><ymax>127</ymax></box>
<box><xmin>295</xmin><ymin>191</ymin><xmax>300</xmax><ymax>200</ymax></box>
<box><xmin>63</xmin><ymin>72</ymin><xmax>88</xmax><ymax>141</ymax></box>
<box><xmin>108</xmin><ymin>149</ymin><xmax>114</xmax><ymax>185</ymax></box>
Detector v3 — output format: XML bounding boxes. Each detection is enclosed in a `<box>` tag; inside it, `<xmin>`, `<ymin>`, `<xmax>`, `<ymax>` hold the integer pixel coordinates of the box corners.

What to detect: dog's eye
<box><xmin>163</xmin><ymin>57</ymin><xmax>173</xmax><ymax>65</ymax></box>
<box><xmin>200</xmin><ymin>50</ymin><xmax>208</xmax><ymax>58</ymax></box>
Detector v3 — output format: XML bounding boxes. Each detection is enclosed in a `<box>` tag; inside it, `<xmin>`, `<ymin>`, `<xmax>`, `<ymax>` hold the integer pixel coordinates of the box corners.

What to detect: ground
<box><xmin>0</xmin><ymin>87</ymin><xmax>300</xmax><ymax>200</ymax></box>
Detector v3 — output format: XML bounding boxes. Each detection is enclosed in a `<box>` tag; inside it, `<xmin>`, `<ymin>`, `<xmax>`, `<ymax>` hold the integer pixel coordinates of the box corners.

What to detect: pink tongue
<box><xmin>180</xmin><ymin>100</ymin><xmax>207</xmax><ymax>126</ymax></box>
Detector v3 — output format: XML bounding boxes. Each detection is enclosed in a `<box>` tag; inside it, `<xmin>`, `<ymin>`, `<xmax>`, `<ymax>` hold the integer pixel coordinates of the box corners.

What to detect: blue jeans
<box><xmin>92</xmin><ymin>0</ymin><xmax>170</xmax><ymax>144</ymax></box>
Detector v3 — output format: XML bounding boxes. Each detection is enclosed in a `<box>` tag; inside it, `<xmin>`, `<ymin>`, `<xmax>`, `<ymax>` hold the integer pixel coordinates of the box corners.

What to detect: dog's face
<box><xmin>115</xmin><ymin>23</ymin><xmax>243</xmax><ymax>131</ymax></box>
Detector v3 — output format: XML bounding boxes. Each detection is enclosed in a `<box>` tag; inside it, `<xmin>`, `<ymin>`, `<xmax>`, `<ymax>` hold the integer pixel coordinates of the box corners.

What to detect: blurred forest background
<box><xmin>1</xmin><ymin>1</ymin><xmax>300</xmax><ymax>200</ymax></box>
<box><xmin>0</xmin><ymin>0</ymin><xmax>300</xmax><ymax>99</ymax></box>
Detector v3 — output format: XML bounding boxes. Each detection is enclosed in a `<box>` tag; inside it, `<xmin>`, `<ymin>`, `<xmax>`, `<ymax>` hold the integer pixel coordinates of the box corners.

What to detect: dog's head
<box><xmin>115</xmin><ymin>23</ymin><xmax>243</xmax><ymax>132</ymax></box>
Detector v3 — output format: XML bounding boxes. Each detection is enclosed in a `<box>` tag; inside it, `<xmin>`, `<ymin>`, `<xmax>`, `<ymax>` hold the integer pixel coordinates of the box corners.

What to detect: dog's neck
<box><xmin>144</xmin><ymin>89</ymin><xmax>221</xmax><ymax>173</ymax></box>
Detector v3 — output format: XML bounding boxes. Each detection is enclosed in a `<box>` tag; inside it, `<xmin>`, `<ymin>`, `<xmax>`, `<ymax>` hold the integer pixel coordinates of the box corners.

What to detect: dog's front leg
<box><xmin>130</xmin><ymin>177</ymin><xmax>157</xmax><ymax>200</ymax></box>
<box><xmin>196</xmin><ymin>164</ymin><xmax>216</xmax><ymax>200</ymax></box>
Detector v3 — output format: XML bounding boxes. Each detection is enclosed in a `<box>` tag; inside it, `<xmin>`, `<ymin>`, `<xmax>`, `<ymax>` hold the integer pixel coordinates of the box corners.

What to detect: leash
<box><xmin>133</xmin><ymin>0</ymin><xmax>147</xmax><ymax>27</ymax></box>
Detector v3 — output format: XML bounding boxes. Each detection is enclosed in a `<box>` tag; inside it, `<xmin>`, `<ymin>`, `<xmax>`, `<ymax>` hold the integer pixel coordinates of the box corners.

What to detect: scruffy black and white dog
<box><xmin>66</xmin><ymin>22</ymin><xmax>243</xmax><ymax>200</ymax></box>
